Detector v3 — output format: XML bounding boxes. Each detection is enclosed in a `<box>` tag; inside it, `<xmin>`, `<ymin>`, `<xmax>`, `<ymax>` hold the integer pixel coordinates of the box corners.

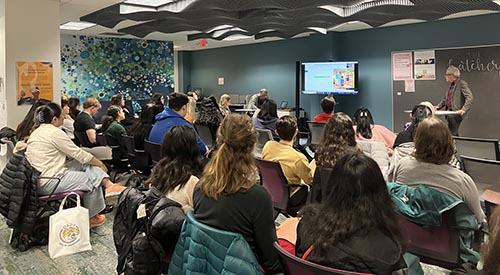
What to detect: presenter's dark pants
<box><xmin>446</xmin><ymin>115</ymin><xmax>463</xmax><ymax>136</ymax></box>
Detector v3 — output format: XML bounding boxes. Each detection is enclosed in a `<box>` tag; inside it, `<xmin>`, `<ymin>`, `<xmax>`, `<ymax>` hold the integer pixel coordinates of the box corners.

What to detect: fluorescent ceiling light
<box><xmin>124</xmin><ymin>0</ymin><xmax>175</xmax><ymax>7</ymax></box>
<box><xmin>308</xmin><ymin>27</ymin><xmax>327</xmax><ymax>34</ymax></box>
<box><xmin>60</xmin><ymin>21</ymin><xmax>96</xmax><ymax>31</ymax></box>
<box><xmin>213</xmin><ymin>27</ymin><xmax>247</xmax><ymax>38</ymax></box>
<box><xmin>222</xmin><ymin>34</ymin><xmax>253</xmax><ymax>41</ymax></box>
<box><xmin>206</xmin><ymin>25</ymin><xmax>234</xmax><ymax>33</ymax></box>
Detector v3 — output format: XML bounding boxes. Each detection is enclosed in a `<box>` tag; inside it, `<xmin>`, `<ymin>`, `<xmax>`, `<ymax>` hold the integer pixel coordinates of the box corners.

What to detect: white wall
<box><xmin>2</xmin><ymin>0</ymin><xmax>60</xmax><ymax>128</ymax></box>
<box><xmin>0</xmin><ymin>1</ymin><xmax>6</xmax><ymax>127</ymax></box>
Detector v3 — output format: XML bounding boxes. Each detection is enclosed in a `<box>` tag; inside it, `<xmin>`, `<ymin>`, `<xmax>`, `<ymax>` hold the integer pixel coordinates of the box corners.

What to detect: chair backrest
<box><xmin>397</xmin><ymin>209</ymin><xmax>461</xmax><ymax>269</ymax></box>
<box><xmin>307</xmin><ymin>122</ymin><xmax>326</xmax><ymax>146</ymax></box>
<box><xmin>254</xmin><ymin>128</ymin><xmax>273</xmax><ymax>157</ymax></box>
<box><xmin>194</xmin><ymin>123</ymin><xmax>215</xmax><ymax>149</ymax></box>
<box><xmin>96</xmin><ymin>133</ymin><xmax>108</xmax><ymax>146</ymax></box>
<box><xmin>273</xmin><ymin>242</ymin><xmax>373</xmax><ymax>275</ymax></box>
<box><xmin>453</xmin><ymin>136</ymin><xmax>500</xmax><ymax>161</ymax></box>
<box><xmin>121</xmin><ymin>135</ymin><xmax>136</xmax><ymax>157</ymax></box>
<box><xmin>255</xmin><ymin>158</ymin><xmax>290</xmax><ymax>213</ymax></box>
<box><xmin>461</xmin><ymin>155</ymin><xmax>500</xmax><ymax>194</ymax></box>
<box><xmin>144</xmin><ymin>140</ymin><xmax>161</xmax><ymax>164</ymax></box>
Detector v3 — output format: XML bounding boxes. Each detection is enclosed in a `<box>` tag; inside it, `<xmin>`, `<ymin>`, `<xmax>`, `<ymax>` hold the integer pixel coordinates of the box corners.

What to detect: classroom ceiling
<box><xmin>59</xmin><ymin>0</ymin><xmax>500</xmax><ymax>51</ymax></box>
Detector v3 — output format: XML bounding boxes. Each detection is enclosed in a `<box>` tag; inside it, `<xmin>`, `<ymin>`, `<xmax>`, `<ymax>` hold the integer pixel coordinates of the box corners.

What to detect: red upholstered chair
<box><xmin>273</xmin><ymin>242</ymin><xmax>373</xmax><ymax>275</ymax></box>
<box><xmin>255</xmin><ymin>159</ymin><xmax>306</xmax><ymax>218</ymax></box>
<box><xmin>396</xmin><ymin>210</ymin><xmax>462</xmax><ymax>270</ymax></box>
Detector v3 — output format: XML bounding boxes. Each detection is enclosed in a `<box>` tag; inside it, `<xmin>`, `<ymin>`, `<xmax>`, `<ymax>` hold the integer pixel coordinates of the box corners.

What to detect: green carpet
<box><xmin>0</xmin><ymin>213</ymin><xmax>118</xmax><ymax>275</ymax></box>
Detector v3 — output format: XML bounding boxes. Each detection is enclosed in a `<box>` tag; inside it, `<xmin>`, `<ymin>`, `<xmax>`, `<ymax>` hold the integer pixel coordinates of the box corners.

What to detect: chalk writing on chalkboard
<box><xmin>448</xmin><ymin>58</ymin><xmax>500</xmax><ymax>73</ymax></box>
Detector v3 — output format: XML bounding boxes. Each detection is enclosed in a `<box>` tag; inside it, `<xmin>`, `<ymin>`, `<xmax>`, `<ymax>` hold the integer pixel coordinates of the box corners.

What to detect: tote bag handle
<box><xmin>58</xmin><ymin>192</ymin><xmax>82</xmax><ymax>212</ymax></box>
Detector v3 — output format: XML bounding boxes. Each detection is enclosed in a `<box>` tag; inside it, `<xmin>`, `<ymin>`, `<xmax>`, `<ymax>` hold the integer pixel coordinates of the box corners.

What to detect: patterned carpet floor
<box><xmin>0</xmin><ymin>212</ymin><xmax>118</xmax><ymax>275</ymax></box>
<box><xmin>0</xmin><ymin>211</ymin><xmax>451</xmax><ymax>275</ymax></box>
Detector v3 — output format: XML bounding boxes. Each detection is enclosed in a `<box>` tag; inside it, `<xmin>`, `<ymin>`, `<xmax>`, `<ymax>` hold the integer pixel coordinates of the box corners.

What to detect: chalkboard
<box><xmin>393</xmin><ymin>44</ymin><xmax>500</xmax><ymax>140</ymax></box>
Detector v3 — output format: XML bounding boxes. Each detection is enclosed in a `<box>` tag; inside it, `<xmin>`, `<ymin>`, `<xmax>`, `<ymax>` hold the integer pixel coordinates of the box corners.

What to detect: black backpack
<box><xmin>114</xmin><ymin>187</ymin><xmax>185</xmax><ymax>275</ymax></box>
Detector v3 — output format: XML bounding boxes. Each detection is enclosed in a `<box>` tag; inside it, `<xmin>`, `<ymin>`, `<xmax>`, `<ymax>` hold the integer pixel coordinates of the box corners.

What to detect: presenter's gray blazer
<box><xmin>437</xmin><ymin>79</ymin><xmax>474</xmax><ymax>113</ymax></box>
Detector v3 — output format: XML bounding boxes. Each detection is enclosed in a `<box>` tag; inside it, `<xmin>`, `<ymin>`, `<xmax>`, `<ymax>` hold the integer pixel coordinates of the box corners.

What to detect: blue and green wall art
<box><xmin>60</xmin><ymin>35</ymin><xmax>174</xmax><ymax>112</ymax></box>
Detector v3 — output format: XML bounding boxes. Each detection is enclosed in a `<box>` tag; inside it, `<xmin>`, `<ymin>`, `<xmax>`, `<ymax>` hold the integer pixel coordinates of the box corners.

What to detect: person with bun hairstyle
<box><xmin>194</xmin><ymin>114</ymin><xmax>282</xmax><ymax>274</ymax></box>
<box><xmin>110</xmin><ymin>93</ymin><xmax>135</xmax><ymax>127</ymax></box>
<box><xmin>393</xmin><ymin>103</ymin><xmax>433</xmax><ymax>148</ymax></box>
<box><xmin>26</xmin><ymin>103</ymin><xmax>126</xmax><ymax>227</ymax></box>
<box><xmin>102</xmin><ymin>105</ymin><xmax>128</xmax><ymax>166</ymax></box>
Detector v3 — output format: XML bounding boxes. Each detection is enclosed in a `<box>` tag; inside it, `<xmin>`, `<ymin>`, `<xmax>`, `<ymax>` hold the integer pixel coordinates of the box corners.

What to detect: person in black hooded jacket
<box><xmin>296</xmin><ymin>152</ymin><xmax>407</xmax><ymax>274</ymax></box>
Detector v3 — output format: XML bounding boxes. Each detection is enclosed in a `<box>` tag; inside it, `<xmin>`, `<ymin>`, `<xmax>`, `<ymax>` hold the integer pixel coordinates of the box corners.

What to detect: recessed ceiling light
<box><xmin>124</xmin><ymin>0</ymin><xmax>174</xmax><ymax>7</ymax></box>
<box><xmin>60</xmin><ymin>21</ymin><xmax>96</xmax><ymax>31</ymax></box>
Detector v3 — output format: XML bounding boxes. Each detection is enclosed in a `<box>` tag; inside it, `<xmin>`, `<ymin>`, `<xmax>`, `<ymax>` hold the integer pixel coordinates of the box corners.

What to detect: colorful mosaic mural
<box><xmin>60</xmin><ymin>35</ymin><xmax>174</xmax><ymax>112</ymax></box>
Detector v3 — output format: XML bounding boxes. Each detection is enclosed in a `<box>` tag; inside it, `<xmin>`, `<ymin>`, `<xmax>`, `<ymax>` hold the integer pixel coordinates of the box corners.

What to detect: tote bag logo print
<box><xmin>59</xmin><ymin>223</ymin><xmax>81</xmax><ymax>246</ymax></box>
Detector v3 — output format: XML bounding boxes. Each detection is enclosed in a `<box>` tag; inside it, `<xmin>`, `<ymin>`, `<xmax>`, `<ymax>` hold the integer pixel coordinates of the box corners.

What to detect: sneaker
<box><xmin>90</xmin><ymin>214</ymin><xmax>106</xmax><ymax>228</ymax></box>
<box><xmin>105</xmin><ymin>184</ymin><xmax>127</xmax><ymax>198</ymax></box>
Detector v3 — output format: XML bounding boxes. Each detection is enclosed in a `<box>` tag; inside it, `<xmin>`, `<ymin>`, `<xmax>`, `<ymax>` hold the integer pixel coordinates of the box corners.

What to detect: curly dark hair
<box><xmin>315</xmin><ymin>112</ymin><xmax>358</xmax><ymax>168</ymax></box>
<box><xmin>408</xmin><ymin>104</ymin><xmax>433</xmax><ymax>139</ymax></box>
<box><xmin>414</xmin><ymin>117</ymin><xmax>454</xmax><ymax>165</ymax></box>
<box><xmin>353</xmin><ymin>107</ymin><xmax>374</xmax><ymax>139</ymax></box>
<box><xmin>101</xmin><ymin>105</ymin><xmax>122</xmax><ymax>132</ymax></box>
<box><xmin>145</xmin><ymin>125</ymin><xmax>202</xmax><ymax>194</ymax></box>
<box><xmin>300</xmin><ymin>152</ymin><xmax>404</xmax><ymax>258</ymax></box>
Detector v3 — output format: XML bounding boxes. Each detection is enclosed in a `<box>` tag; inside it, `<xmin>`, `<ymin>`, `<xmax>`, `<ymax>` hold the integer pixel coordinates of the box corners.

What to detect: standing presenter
<box><xmin>436</xmin><ymin>65</ymin><xmax>473</xmax><ymax>136</ymax></box>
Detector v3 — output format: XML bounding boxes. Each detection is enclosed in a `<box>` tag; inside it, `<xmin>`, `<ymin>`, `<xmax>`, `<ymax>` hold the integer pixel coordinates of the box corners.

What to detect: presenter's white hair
<box><xmin>446</xmin><ymin>66</ymin><xmax>460</xmax><ymax>78</ymax></box>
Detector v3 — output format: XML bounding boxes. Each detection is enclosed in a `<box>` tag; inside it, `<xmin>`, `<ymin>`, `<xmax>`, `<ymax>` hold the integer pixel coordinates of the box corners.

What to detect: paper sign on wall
<box><xmin>16</xmin><ymin>62</ymin><xmax>53</xmax><ymax>105</ymax></box>
<box><xmin>405</xmin><ymin>80</ymin><xmax>415</xmax><ymax>92</ymax></box>
<box><xmin>414</xmin><ymin>50</ymin><xmax>436</xmax><ymax>80</ymax></box>
<box><xmin>218</xmin><ymin>77</ymin><xmax>224</xmax><ymax>85</ymax></box>
<box><xmin>392</xmin><ymin>52</ymin><xmax>413</xmax><ymax>81</ymax></box>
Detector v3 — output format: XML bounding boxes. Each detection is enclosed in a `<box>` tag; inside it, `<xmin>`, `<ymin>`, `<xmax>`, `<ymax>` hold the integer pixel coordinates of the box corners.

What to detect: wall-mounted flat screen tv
<box><xmin>302</xmin><ymin>61</ymin><xmax>359</xmax><ymax>95</ymax></box>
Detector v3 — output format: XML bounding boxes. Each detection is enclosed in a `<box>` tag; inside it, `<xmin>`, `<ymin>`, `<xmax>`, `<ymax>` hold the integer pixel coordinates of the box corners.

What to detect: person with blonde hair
<box><xmin>194</xmin><ymin>114</ymin><xmax>282</xmax><ymax>274</ymax></box>
<box><xmin>219</xmin><ymin>94</ymin><xmax>231</xmax><ymax>117</ymax></box>
<box><xmin>74</xmin><ymin>97</ymin><xmax>101</xmax><ymax>147</ymax></box>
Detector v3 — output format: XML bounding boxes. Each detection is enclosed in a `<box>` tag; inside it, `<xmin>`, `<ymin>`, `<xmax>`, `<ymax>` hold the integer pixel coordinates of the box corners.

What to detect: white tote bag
<box><xmin>48</xmin><ymin>192</ymin><xmax>92</xmax><ymax>258</ymax></box>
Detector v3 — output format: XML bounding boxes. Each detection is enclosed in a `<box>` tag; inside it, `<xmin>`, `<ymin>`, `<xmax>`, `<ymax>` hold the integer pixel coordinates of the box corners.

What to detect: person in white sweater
<box><xmin>25</xmin><ymin>103</ymin><xmax>126</xmax><ymax>227</ymax></box>
<box><xmin>393</xmin><ymin>117</ymin><xmax>485</xmax><ymax>224</ymax></box>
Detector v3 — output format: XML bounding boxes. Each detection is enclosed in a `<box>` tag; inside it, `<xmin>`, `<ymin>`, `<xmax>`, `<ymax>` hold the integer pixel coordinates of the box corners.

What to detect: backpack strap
<box><xmin>301</xmin><ymin>245</ymin><xmax>314</xmax><ymax>260</ymax></box>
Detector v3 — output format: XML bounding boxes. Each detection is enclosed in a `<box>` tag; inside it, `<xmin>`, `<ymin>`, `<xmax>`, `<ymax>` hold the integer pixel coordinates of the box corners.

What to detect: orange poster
<box><xmin>16</xmin><ymin>62</ymin><xmax>53</xmax><ymax>105</ymax></box>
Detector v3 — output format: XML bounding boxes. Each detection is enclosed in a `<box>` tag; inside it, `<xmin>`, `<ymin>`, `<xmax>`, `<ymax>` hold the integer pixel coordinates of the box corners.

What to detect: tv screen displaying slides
<box><xmin>302</xmin><ymin>61</ymin><xmax>358</xmax><ymax>95</ymax></box>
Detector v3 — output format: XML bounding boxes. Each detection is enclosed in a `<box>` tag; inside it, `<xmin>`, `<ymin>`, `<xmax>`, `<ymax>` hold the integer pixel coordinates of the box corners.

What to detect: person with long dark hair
<box><xmin>60</xmin><ymin>96</ymin><xmax>75</xmax><ymax>140</ymax></box>
<box><xmin>68</xmin><ymin>97</ymin><xmax>81</xmax><ymax>119</ymax></box>
<box><xmin>312</xmin><ymin>112</ymin><xmax>359</xmax><ymax>172</ymax></box>
<box><xmin>194</xmin><ymin>114</ymin><xmax>282</xmax><ymax>274</ymax></box>
<box><xmin>16</xmin><ymin>98</ymin><xmax>51</xmax><ymax>142</ymax></box>
<box><xmin>26</xmin><ymin>103</ymin><xmax>126</xmax><ymax>227</ymax></box>
<box><xmin>296</xmin><ymin>152</ymin><xmax>407</xmax><ymax>274</ymax></box>
<box><xmin>393</xmin><ymin>103</ymin><xmax>433</xmax><ymax>148</ymax></box>
<box><xmin>353</xmin><ymin>107</ymin><xmax>396</xmax><ymax>156</ymax></box>
<box><xmin>146</xmin><ymin>126</ymin><xmax>202</xmax><ymax>212</ymax></box>
<box><xmin>150</xmin><ymin>93</ymin><xmax>165</xmax><ymax>110</ymax></box>
<box><xmin>254</xmin><ymin>99</ymin><xmax>279</xmax><ymax>139</ymax></box>
<box><xmin>129</xmin><ymin>103</ymin><xmax>163</xmax><ymax>150</ymax></box>
<box><xmin>110</xmin><ymin>93</ymin><xmax>135</xmax><ymax>126</ymax></box>
<box><xmin>102</xmin><ymin>105</ymin><xmax>127</xmax><ymax>165</ymax></box>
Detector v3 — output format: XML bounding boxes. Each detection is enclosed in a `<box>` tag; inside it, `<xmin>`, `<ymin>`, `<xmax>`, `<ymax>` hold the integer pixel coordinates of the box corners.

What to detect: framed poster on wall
<box><xmin>16</xmin><ymin>62</ymin><xmax>53</xmax><ymax>105</ymax></box>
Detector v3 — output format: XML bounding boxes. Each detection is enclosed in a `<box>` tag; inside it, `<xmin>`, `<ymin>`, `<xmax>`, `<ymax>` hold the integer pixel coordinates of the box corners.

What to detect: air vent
<box><xmin>99</xmin><ymin>32</ymin><xmax>127</xmax><ymax>37</ymax></box>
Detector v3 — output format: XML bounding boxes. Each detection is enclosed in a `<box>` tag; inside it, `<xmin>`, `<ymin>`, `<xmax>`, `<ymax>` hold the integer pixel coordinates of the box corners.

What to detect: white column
<box><xmin>0</xmin><ymin>0</ymin><xmax>60</xmax><ymax>128</ymax></box>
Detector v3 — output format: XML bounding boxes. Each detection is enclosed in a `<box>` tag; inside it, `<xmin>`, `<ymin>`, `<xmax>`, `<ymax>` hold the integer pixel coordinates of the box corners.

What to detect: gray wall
<box><xmin>181</xmin><ymin>13</ymin><xmax>500</xmax><ymax>129</ymax></box>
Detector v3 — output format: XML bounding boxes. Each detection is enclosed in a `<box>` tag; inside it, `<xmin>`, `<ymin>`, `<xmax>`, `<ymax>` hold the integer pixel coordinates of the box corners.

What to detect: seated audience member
<box><xmin>393</xmin><ymin>117</ymin><xmax>485</xmax><ymax>224</ymax></box>
<box><xmin>110</xmin><ymin>93</ymin><xmax>135</xmax><ymax>127</ymax></box>
<box><xmin>68</xmin><ymin>97</ymin><xmax>81</xmax><ymax>119</ymax></box>
<box><xmin>262</xmin><ymin>115</ymin><xmax>312</xmax><ymax>213</ymax></box>
<box><xmin>129</xmin><ymin>103</ymin><xmax>163</xmax><ymax>150</ymax></box>
<box><xmin>60</xmin><ymin>97</ymin><xmax>75</xmax><ymax>140</ymax></box>
<box><xmin>313</xmin><ymin>96</ymin><xmax>336</xmax><ymax>123</ymax></box>
<box><xmin>25</xmin><ymin>103</ymin><xmax>126</xmax><ymax>227</ymax></box>
<box><xmin>353</xmin><ymin>107</ymin><xmax>396</xmax><ymax>156</ymax></box>
<box><xmin>146</xmin><ymin>126</ymin><xmax>202</xmax><ymax>213</ymax></box>
<box><xmin>150</xmin><ymin>93</ymin><xmax>165</xmax><ymax>110</ymax></box>
<box><xmin>184</xmin><ymin>95</ymin><xmax>197</xmax><ymax>123</ymax></box>
<box><xmin>394</xmin><ymin>103</ymin><xmax>433</xmax><ymax>148</ymax></box>
<box><xmin>148</xmin><ymin>92</ymin><xmax>208</xmax><ymax>157</ymax></box>
<box><xmin>311</xmin><ymin>112</ymin><xmax>359</xmax><ymax>173</ymax></box>
<box><xmin>196</xmin><ymin>95</ymin><xmax>223</xmax><ymax>138</ymax></box>
<box><xmin>219</xmin><ymin>94</ymin><xmax>231</xmax><ymax>117</ymax></box>
<box><xmin>74</xmin><ymin>97</ymin><xmax>101</xmax><ymax>147</ymax></box>
<box><xmin>254</xmin><ymin>99</ymin><xmax>279</xmax><ymax>139</ymax></box>
<box><xmin>194</xmin><ymin>114</ymin><xmax>282</xmax><ymax>274</ymax></box>
<box><xmin>482</xmin><ymin>208</ymin><xmax>500</xmax><ymax>274</ymax></box>
<box><xmin>102</xmin><ymin>105</ymin><xmax>128</xmax><ymax>166</ymax></box>
<box><xmin>252</xmin><ymin>94</ymin><xmax>270</xmax><ymax>122</ymax></box>
<box><xmin>247</xmin><ymin>88</ymin><xmax>268</xmax><ymax>110</ymax></box>
<box><xmin>16</xmin><ymin>99</ymin><xmax>51</xmax><ymax>144</ymax></box>
<box><xmin>296</xmin><ymin>152</ymin><xmax>407</xmax><ymax>274</ymax></box>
